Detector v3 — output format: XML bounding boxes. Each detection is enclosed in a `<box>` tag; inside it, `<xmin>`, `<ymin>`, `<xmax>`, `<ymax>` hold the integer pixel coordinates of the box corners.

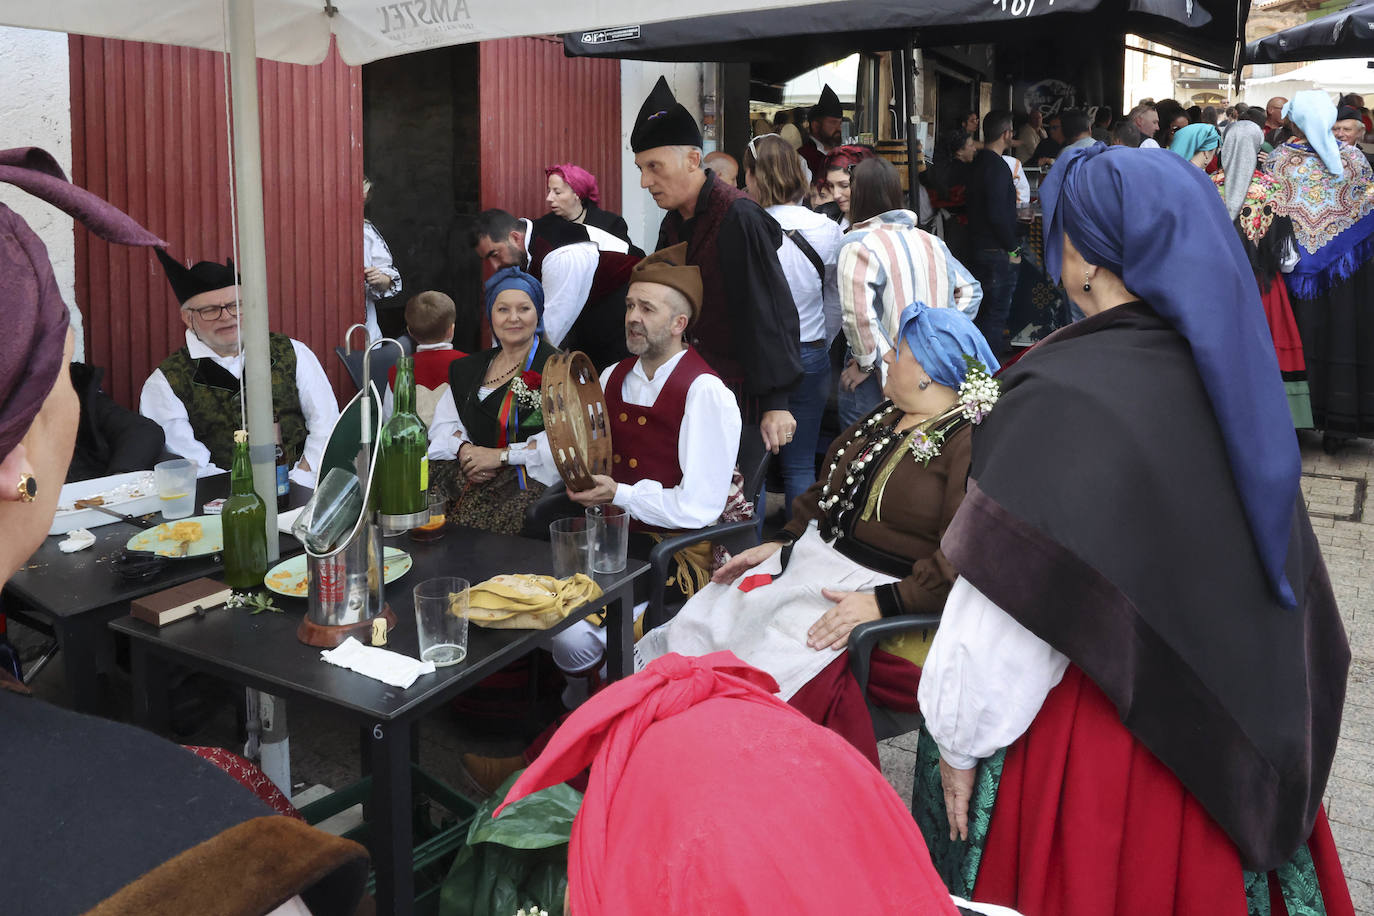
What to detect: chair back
<box><xmin>333</xmin><ymin>325</ymin><xmax>413</xmax><ymax>394</ymax></box>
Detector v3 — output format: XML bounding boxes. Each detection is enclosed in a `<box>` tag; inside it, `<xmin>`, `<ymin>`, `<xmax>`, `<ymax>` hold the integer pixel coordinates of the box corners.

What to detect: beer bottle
<box><xmin>223</xmin><ymin>429</ymin><xmax>269</xmax><ymax>589</ymax></box>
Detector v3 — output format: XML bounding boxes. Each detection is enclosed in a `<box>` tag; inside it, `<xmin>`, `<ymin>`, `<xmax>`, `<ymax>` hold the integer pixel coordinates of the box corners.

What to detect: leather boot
<box><xmin>460</xmin><ymin>752</ymin><xmax>527</xmax><ymax>796</ymax></box>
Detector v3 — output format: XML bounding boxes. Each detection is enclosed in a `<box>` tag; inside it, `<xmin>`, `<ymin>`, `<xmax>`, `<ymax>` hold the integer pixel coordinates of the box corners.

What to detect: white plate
<box><xmin>126</xmin><ymin>515</ymin><xmax>224</xmax><ymax>558</ymax></box>
<box><xmin>263</xmin><ymin>547</ymin><xmax>413</xmax><ymax>598</ymax></box>
<box><xmin>50</xmin><ymin>471</ymin><xmax>160</xmax><ymax>536</ymax></box>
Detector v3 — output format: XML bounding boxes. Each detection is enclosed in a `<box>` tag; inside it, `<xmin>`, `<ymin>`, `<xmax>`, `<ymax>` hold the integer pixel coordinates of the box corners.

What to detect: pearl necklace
<box><xmin>817</xmin><ymin>403</ymin><xmax>904</xmax><ymax>534</ymax></box>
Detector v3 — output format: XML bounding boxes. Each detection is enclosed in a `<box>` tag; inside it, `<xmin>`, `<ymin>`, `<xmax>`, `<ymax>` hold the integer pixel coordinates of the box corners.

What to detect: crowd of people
<box><xmin>3</xmin><ymin>70</ymin><xmax>1369</xmax><ymax>916</ymax></box>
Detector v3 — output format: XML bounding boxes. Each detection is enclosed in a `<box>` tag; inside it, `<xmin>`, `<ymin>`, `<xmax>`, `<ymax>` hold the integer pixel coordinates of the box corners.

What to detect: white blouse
<box><xmin>917</xmin><ymin>576</ymin><xmax>1070</xmax><ymax>770</ymax></box>
<box><xmin>426</xmin><ymin>383</ymin><xmax>560</xmax><ymax>487</ymax></box>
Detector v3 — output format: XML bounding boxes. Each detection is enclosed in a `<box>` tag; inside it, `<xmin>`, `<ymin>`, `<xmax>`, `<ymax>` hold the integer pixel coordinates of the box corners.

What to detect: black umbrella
<box><xmin>566</xmin><ymin>0</ymin><xmax>1240</xmax><ymax>75</ymax></box>
<box><xmin>1246</xmin><ymin>0</ymin><xmax>1374</xmax><ymax>64</ymax></box>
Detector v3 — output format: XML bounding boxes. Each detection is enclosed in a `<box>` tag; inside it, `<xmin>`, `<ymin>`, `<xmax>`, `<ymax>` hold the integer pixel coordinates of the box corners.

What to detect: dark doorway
<box><xmin>363</xmin><ymin>46</ymin><xmax>483</xmax><ymax>351</ymax></box>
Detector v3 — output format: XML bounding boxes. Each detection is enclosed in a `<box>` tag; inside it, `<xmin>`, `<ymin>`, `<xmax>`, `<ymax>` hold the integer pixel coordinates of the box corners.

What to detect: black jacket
<box><xmin>66</xmin><ymin>363</ymin><xmax>167</xmax><ymax>482</ymax></box>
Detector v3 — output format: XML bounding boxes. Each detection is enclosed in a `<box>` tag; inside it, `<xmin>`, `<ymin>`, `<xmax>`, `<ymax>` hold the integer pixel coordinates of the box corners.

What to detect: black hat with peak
<box><xmin>155</xmin><ymin>248</ymin><xmax>238</xmax><ymax>305</ymax></box>
<box><xmin>809</xmin><ymin>84</ymin><xmax>843</xmax><ymax>121</ymax></box>
<box><xmin>630</xmin><ymin>76</ymin><xmax>703</xmax><ymax>153</ymax></box>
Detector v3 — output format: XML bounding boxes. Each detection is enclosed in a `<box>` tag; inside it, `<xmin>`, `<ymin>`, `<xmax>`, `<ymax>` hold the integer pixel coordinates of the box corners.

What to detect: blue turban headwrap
<box><xmin>1284</xmin><ymin>90</ymin><xmax>1344</xmax><ymax>176</ymax></box>
<box><xmin>483</xmin><ymin>266</ymin><xmax>545</xmax><ymax>333</ymax></box>
<box><xmin>1040</xmin><ymin>142</ymin><xmax>1301</xmax><ymax>608</ymax></box>
<box><xmin>1169</xmin><ymin>123</ymin><xmax>1221</xmax><ymax>162</ymax></box>
<box><xmin>896</xmin><ymin>301</ymin><xmax>999</xmax><ymax>389</ymax></box>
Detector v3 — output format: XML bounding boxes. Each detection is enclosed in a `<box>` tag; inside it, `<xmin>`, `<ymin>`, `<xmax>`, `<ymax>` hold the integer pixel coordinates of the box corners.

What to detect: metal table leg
<box><xmin>366</xmin><ymin>716</ymin><xmax>415</xmax><ymax>916</ymax></box>
<box><xmin>603</xmin><ymin>580</ymin><xmax>636</xmax><ymax>681</ymax></box>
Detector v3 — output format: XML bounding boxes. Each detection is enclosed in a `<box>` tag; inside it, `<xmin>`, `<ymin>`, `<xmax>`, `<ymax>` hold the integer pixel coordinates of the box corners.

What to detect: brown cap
<box><xmin>629</xmin><ymin>243</ymin><xmax>702</xmax><ymax>324</ymax></box>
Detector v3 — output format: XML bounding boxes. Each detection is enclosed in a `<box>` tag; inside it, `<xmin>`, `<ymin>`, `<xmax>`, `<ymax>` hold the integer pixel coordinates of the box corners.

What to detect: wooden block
<box><xmin>130</xmin><ymin>578</ymin><xmax>233</xmax><ymax>627</ymax></box>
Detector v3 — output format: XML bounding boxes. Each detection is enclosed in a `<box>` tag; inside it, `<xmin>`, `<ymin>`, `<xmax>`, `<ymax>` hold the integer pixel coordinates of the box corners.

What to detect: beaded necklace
<box><xmin>817</xmin><ymin>402</ymin><xmax>904</xmax><ymax>538</ymax></box>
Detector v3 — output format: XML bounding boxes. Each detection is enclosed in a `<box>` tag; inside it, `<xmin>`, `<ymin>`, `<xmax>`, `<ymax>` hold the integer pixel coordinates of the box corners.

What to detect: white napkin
<box><xmin>59</xmin><ymin>528</ymin><xmax>96</xmax><ymax>553</ymax></box>
<box><xmin>319</xmin><ymin>637</ymin><xmax>435</xmax><ymax>689</ymax></box>
<box><xmin>277</xmin><ymin>505</ymin><xmax>305</xmax><ymax>536</ymax></box>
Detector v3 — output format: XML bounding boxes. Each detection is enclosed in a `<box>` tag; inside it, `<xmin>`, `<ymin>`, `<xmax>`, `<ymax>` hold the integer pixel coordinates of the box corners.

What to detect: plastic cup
<box><xmin>413</xmin><ymin>577</ymin><xmax>469</xmax><ymax>667</ymax></box>
<box><xmin>586</xmin><ymin>504</ymin><xmax>629</xmax><ymax>574</ymax></box>
<box><xmin>154</xmin><ymin>458</ymin><xmax>198</xmax><ymax>520</ymax></box>
<box><xmin>549</xmin><ymin>517</ymin><xmax>590</xmax><ymax>579</ymax></box>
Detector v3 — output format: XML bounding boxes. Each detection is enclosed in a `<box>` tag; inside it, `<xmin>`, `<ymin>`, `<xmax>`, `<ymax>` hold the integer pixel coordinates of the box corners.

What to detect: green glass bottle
<box><xmin>376</xmin><ymin>356</ymin><xmax>428</xmax><ymax>519</ymax></box>
<box><xmin>222</xmin><ymin>429</ymin><xmax>268</xmax><ymax>589</ymax></box>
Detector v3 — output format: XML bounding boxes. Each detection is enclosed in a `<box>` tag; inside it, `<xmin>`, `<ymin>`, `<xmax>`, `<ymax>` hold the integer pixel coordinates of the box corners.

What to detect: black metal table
<box><xmin>111</xmin><ymin>526</ymin><xmax>644</xmax><ymax>916</ymax></box>
<box><xmin>3</xmin><ymin>475</ymin><xmax>305</xmax><ymax>713</ymax></box>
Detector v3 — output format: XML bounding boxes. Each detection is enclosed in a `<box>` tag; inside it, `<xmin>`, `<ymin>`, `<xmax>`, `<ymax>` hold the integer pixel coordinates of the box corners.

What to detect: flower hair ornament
<box><xmin>906</xmin><ymin>356</ymin><xmax>1001</xmax><ymax>466</ymax></box>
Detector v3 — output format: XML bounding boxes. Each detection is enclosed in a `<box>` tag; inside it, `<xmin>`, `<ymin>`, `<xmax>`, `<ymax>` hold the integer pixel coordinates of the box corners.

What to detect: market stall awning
<box><xmin>2</xmin><ymin>0</ymin><xmax>837</xmax><ymax>66</ymax></box>
<box><xmin>1246</xmin><ymin>0</ymin><xmax>1374</xmax><ymax>64</ymax></box>
<box><xmin>564</xmin><ymin>0</ymin><xmax>1246</xmax><ymax>75</ymax></box>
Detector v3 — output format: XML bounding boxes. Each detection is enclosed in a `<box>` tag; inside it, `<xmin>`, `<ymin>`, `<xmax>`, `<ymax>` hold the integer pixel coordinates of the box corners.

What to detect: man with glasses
<box><xmin>139</xmin><ymin>250</ymin><xmax>338</xmax><ymax>486</ymax></box>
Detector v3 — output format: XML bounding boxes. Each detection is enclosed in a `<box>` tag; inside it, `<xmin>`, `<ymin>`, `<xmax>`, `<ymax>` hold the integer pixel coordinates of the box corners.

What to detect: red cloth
<box><xmin>788</xmin><ymin>650</ymin><xmax>921</xmax><ymax>768</ymax></box>
<box><xmin>183</xmin><ymin>746</ymin><xmax>303</xmax><ymax>820</ymax></box>
<box><xmin>500</xmin><ymin>652</ymin><xmax>958</xmax><ymax>916</ymax></box>
<box><xmin>1259</xmin><ymin>275</ymin><xmax>1306</xmax><ymax>374</ymax></box>
<box><xmin>971</xmin><ymin>666</ymin><xmax>1354</xmax><ymax>916</ymax></box>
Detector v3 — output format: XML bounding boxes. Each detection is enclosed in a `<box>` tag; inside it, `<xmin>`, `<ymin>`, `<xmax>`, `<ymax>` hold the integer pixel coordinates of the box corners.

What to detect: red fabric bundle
<box><xmin>499</xmin><ymin>651</ymin><xmax>957</xmax><ymax>916</ymax></box>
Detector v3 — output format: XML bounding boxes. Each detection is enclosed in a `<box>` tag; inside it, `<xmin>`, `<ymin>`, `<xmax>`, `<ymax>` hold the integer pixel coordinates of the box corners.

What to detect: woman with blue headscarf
<box><xmin>1168</xmin><ymin>122</ymin><xmax>1220</xmax><ymax>168</ymax></box>
<box><xmin>637</xmin><ymin>302</ymin><xmax>999</xmax><ymax>765</ymax></box>
<box><xmin>1268</xmin><ymin>90</ymin><xmax>1374</xmax><ymax>453</ymax></box>
<box><xmin>913</xmin><ymin>144</ymin><xmax>1353</xmax><ymax>916</ymax></box>
<box><xmin>427</xmin><ymin>266</ymin><xmax>561</xmax><ymax>533</ymax></box>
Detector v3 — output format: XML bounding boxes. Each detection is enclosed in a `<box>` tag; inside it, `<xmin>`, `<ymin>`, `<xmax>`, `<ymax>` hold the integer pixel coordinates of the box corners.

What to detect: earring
<box><xmin>1083</xmin><ymin>271</ymin><xmax>1092</xmax><ymax>293</ymax></box>
<box><xmin>918</xmin><ymin>377</ymin><xmax>932</xmax><ymax>390</ymax></box>
<box><xmin>16</xmin><ymin>473</ymin><xmax>36</xmax><ymax>503</ymax></box>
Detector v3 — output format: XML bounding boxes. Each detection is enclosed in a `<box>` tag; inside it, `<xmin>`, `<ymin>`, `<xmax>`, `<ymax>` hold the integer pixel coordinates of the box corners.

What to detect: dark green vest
<box><xmin>159</xmin><ymin>332</ymin><xmax>308</xmax><ymax>470</ymax></box>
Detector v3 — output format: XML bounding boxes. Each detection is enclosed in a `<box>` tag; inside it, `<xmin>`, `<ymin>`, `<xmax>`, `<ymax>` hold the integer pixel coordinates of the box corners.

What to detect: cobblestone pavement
<box><xmin>877</xmin><ymin>430</ymin><xmax>1374</xmax><ymax>913</ymax></box>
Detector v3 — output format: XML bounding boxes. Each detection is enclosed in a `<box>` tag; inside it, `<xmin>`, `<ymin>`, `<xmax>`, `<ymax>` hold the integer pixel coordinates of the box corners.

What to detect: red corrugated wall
<box><xmin>70</xmin><ymin>35</ymin><xmax>363</xmax><ymax>409</ymax></box>
<box><xmin>478</xmin><ymin>37</ymin><xmax>621</xmax><ymax>222</ymax></box>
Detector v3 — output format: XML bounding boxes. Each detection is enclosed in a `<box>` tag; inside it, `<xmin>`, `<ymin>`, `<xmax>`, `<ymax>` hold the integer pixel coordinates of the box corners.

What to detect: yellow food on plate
<box><xmin>158</xmin><ymin>521</ymin><xmax>203</xmax><ymax>543</ymax></box>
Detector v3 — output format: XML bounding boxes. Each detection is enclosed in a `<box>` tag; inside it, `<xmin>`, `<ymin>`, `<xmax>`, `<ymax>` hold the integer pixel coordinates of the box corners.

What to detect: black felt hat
<box><xmin>1338</xmin><ymin>105</ymin><xmax>1364</xmax><ymax>123</ymax></box>
<box><xmin>630</xmin><ymin>76</ymin><xmax>703</xmax><ymax>153</ymax></box>
<box><xmin>809</xmin><ymin>84</ymin><xmax>843</xmax><ymax>121</ymax></box>
<box><xmin>155</xmin><ymin>248</ymin><xmax>238</xmax><ymax>305</ymax></box>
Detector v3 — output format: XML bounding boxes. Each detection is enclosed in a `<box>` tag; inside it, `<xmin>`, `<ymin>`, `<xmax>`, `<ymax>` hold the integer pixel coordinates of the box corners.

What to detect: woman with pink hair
<box><xmin>543</xmin><ymin>162</ymin><xmax>636</xmax><ymax>250</ymax></box>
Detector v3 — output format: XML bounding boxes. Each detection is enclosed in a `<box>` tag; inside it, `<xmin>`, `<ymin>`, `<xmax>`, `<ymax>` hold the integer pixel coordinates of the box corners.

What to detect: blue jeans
<box><xmin>779</xmin><ymin>344</ymin><xmax>833</xmax><ymax>519</ymax></box>
<box><xmin>838</xmin><ymin>369</ymin><xmax>884</xmax><ymax>431</ymax></box>
<box><xmin>971</xmin><ymin>248</ymin><xmax>1019</xmax><ymax>359</ymax></box>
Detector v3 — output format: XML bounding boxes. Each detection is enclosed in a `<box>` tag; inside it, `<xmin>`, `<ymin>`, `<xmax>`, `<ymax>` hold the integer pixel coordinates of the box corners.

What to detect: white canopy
<box><xmin>1243</xmin><ymin>57</ymin><xmax>1374</xmax><ymax>102</ymax></box>
<box><xmin>2</xmin><ymin>0</ymin><xmax>832</xmax><ymax>66</ymax></box>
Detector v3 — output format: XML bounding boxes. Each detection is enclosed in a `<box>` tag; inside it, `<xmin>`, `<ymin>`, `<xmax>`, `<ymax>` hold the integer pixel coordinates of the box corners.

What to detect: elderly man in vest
<box><xmin>140</xmin><ymin>250</ymin><xmax>339</xmax><ymax>487</ymax></box>
<box><xmin>547</xmin><ymin>244</ymin><xmax>742</xmax><ymax>706</ymax></box>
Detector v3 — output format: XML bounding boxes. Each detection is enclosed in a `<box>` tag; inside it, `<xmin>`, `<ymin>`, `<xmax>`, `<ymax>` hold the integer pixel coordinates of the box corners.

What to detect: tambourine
<box><xmin>540</xmin><ymin>351</ymin><xmax>613</xmax><ymax>491</ymax></box>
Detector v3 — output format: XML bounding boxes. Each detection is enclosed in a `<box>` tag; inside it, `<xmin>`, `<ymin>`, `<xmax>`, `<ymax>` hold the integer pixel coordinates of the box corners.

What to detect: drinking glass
<box><xmin>154</xmin><ymin>458</ymin><xmax>197</xmax><ymax>520</ymax></box>
<box><xmin>549</xmin><ymin>517</ymin><xmax>590</xmax><ymax>579</ymax></box>
<box><xmin>413</xmin><ymin>577</ymin><xmax>469</xmax><ymax>667</ymax></box>
<box><xmin>586</xmin><ymin>504</ymin><xmax>629</xmax><ymax>574</ymax></box>
<box><xmin>409</xmin><ymin>492</ymin><xmax>449</xmax><ymax>542</ymax></box>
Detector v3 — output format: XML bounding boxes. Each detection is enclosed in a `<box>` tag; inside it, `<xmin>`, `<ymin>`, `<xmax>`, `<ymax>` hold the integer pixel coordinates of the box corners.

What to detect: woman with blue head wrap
<box><xmin>427</xmin><ymin>265</ymin><xmax>560</xmax><ymax>533</ymax></box>
<box><xmin>636</xmin><ymin>293</ymin><xmax>1004</xmax><ymax>770</ymax></box>
<box><xmin>1267</xmin><ymin>90</ymin><xmax>1374</xmax><ymax>453</ymax></box>
<box><xmin>914</xmin><ymin>143</ymin><xmax>1353</xmax><ymax>915</ymax></box>
<box><xmin>1168</xmin><ymin>122</ymin><xmax>1220</xmax><ymax>168</ymax></box>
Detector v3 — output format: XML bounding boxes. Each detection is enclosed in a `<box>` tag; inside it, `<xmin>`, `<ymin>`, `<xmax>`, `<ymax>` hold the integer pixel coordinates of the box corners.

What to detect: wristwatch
<box><xmin>499</xmin><ymin>448</ymin><xmax>510</xmax><ymax>465</ymax></box>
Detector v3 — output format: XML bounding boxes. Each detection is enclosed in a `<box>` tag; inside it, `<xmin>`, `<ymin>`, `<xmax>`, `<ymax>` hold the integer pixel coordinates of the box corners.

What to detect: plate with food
<box><xmin>51</xmin><ymin>471</ymin><xmax>160</xmax><ymax>536</ymax></box>
<box><xmin>125</xmin><ymin>516</ymin><xmax>223</xmax><ymax>558</ymax></box>
<box><xmin>263</xmin><ymin>547</ymin><xmax>413</xmax><ymax>598</ymax></box>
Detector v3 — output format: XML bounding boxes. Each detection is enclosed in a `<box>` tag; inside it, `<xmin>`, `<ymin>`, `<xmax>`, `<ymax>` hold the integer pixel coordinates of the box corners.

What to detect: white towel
<box><xmin>320</xmin><ymin>637</ymin><xmax>435</xmax><ymax>689</ymax></box>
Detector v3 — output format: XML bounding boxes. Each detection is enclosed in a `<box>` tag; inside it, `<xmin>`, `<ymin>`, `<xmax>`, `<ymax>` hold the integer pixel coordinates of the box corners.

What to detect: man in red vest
<box><xmin>470</xmin><ymin>208</ymin><xmax>639</xmax><ymax>369</ymax></box>
<box><xmin>549</xmin><ymin>244</ymin><xmax>743</xmax><ymax>705</ymax></box>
